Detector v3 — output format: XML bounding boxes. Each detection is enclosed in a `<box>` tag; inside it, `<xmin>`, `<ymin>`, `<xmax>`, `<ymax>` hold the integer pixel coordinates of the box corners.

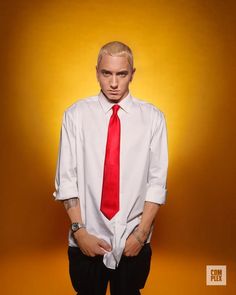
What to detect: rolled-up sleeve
<box><xmin>145</xmin><ymin>109</ymin><xmax>168</xmax><ymax>205</ymax></box>
<box><xmin>53</xmin><ymin>111</ymin><xmax>79</xmax><ymax>201</ymax></box>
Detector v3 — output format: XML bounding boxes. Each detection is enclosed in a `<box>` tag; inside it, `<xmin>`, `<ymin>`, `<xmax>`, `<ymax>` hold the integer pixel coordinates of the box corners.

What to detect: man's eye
<box><xmin>118</xmin><ymin>73</ymin><xmax>127</xmax><ymax>77</ymax></box>
<box><xmin>102</xmin><ymin>72</ymin><xmax>110</xmax><ymax>77</ymax></box>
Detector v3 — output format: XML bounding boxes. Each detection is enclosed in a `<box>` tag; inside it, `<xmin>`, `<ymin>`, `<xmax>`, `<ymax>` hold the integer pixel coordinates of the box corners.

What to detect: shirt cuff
<box><xmin>145</xmin><ymin>183</ymin><xmax>167</xmax><ymax>204</ymax></box>
<box><xmin>53</xmin><ymin>185</ymin><xmax>79</xmax><ymax>201</ymax></box>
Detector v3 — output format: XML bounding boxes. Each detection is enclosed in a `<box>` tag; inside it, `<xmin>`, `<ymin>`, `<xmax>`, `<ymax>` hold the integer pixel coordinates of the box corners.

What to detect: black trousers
<box><xmin>68</xmin><ymin>243</ymin><xmax>152</xmax><ymax>295</ymax></box>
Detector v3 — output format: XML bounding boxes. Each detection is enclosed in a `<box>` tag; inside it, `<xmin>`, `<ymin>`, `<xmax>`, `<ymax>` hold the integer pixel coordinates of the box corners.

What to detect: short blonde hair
<box><xmin>97</xmin><ymin>41</ymin><xmax>134</xmax><ymax>69</ymax></box>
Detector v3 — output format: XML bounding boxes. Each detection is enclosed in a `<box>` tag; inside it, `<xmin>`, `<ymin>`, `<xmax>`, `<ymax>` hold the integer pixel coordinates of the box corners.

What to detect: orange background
<box><xmin>1</xmin><ymin>0</ymin><xmax>235</xmax><ymax>294</ymax></box>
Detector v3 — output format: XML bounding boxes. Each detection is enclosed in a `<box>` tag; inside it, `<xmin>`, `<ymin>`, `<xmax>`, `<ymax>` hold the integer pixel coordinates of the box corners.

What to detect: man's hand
<box><xmin>123</xmin><ymin>233</ymin><xmax>143</xmax><ymax>257</ymax></box>
<box><xmin>74</xmin><ymin>228</ymin><xmax>112</xmax><ymax>257</ymax></box>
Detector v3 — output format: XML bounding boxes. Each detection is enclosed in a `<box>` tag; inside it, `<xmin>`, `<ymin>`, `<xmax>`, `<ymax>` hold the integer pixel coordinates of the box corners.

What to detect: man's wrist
<box><xmin>132</xmin><ymin>226</ymin><xmax>150</xmax><ymax>245</ymax></box>
<box><xmin>71</xmin><ymin>222</ymin><xmax>86</xmax><ymax>233</ymax></box>
<box><xmin>136</xmin><ymin>226</ymin><xmax>150</xmax><ymax>240</ymax></box>
<box><xmin>73</xmin><ymin>227</ymin><xmax>87</xmax><ymax>238</ymax></box>
<box><xmin>132</xmin><ymin>230</ymin><xmax>145</xmax><ymax>246</ymax></box>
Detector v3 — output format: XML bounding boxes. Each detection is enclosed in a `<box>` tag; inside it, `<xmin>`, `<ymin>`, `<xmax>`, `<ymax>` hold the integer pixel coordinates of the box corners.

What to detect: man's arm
<box><xmin>53</xmin><ymin>112</ymin><xmax>111</xmax><ymax>256</ymax></box>
<box><xmin>136</xmin><ymin>201</ymin><xmax>160</xmax><ymax>239</ymax></box>
<box><xmin>62</xmin><ymin>198</ymin><xmax>112</xmax><ymax>257</ymax></box>
<box><xmin>124</xmin><ymin>109</ymin><xmax>168</xmax><ymax>256</ymax></box>
<box><xmin>53</xmin><ymin>112</ymin><xmax>110</xmax><ymax>256</ymax></box>
<box><xmin>123</xmin><ymin>201</ymin><xmax>160</xmax><ymax>256</ymax></box>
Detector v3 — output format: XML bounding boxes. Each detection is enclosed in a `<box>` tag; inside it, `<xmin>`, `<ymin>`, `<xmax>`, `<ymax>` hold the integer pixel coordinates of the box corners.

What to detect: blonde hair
<box><xmin>97</xmin><ymin>41</ymin><xmax>134</xmax><ymax>69</ymax></box>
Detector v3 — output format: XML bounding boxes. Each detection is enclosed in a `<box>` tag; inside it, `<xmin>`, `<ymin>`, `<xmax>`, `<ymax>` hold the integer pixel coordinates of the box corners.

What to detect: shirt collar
<box><xmin>98</xmin><ymin>90</ymin><xmax>133</xmax><ymax>114</ymax></box>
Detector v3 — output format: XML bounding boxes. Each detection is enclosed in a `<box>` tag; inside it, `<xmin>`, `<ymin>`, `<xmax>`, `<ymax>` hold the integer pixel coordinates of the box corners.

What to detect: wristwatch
<box><xmin>71</xmin><ymin>222</ymin><xmax>86</xmax><ymax>233</ymax></box>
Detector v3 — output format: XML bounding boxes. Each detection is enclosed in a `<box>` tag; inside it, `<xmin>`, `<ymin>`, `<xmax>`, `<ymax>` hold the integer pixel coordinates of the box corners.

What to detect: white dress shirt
<box><xmin>53</xmin><ymin>90</ymin><xmax>168</xmax><ymax>269</ymax></box>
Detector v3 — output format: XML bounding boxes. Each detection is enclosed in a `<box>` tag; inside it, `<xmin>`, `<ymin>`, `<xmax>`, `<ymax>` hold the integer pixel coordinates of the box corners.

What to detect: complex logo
<box><xmin>206</xmin><ymin>265</ymin><xmax>226</xmax><ymax>286</ymax></box>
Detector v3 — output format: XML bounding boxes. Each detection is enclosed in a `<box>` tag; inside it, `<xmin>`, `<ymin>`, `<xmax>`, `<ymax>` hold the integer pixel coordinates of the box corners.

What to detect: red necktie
<box><xmin>100</xmin><ymin>104</ymin><xmax>121</xmax><ymax>220</ymax></box>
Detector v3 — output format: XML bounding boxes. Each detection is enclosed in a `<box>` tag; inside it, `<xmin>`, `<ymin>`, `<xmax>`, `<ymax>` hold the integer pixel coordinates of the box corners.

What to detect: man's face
<box><xmin>96</xmin><ymin>54</ymin><xmax>136</xmax><ymax>102</ymax></box>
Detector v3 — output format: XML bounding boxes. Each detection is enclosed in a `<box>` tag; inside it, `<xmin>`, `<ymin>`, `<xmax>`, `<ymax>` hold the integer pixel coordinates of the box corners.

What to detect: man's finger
<box><xmin>91</xmin><ymin>246</ymin><xmax>106</xmax><ymax>256</ymax></box>
<box><xmin>98</xmin><ymin>239</ymin><xmax>112</xmax><ymax>251</ymax></box>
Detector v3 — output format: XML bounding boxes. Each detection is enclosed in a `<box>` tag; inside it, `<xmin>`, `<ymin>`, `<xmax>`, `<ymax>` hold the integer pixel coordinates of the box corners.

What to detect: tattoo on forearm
<box><xmin>63</xmin><ymin>198</ymin><xmax>79</xmax><ymax>210</ymax></box>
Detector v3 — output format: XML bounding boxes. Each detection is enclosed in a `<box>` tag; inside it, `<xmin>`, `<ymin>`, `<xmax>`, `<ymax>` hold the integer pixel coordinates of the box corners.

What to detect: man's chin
<box><xmin>103</xmin><ymin>92</ymin><xmax>126</xmax><ymax>102</ymax></box>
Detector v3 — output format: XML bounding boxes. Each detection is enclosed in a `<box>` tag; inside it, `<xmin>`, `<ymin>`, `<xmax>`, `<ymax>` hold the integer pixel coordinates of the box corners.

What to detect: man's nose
<box><xmin>110</xmin><ymin>75</ymin><xmax>118</xmax><ymax>88</ymax></box>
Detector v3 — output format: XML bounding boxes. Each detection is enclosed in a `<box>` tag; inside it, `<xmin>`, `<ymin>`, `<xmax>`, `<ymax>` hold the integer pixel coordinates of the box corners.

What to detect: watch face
<box><xmin>72</xmin><ymin>223</ymin><xmax>79</xmax><ymax>232</ymax></box>
<box><xmin>72</xmin><ymin>223</ymin><xmax>85</xmax><ymax>232</ymax></box>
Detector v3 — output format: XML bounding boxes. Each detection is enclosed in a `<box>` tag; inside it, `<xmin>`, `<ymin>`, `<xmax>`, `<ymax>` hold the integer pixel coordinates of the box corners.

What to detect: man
<box><xmin>53</xmin><ymin>41</ymin><xmax>168</xmax><ymax>295</ymax></box>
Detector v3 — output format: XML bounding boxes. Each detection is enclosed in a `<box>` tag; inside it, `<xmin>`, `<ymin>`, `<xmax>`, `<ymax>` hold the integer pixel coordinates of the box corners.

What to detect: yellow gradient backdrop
<box><xmin>1</xmin><ymin>0</ymin><xmax>235</xmax><ymax>294</ymax></box>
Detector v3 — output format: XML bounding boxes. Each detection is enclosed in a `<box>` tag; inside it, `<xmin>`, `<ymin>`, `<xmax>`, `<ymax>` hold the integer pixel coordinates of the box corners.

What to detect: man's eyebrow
<box><xmin>117</xmin><ymin>70</ymin><xmax>129</xmax><ymax>74</ymax></box>
<box><xmin>101</xmin><ymin>69</ymin><xmax>111</xmax><ymax>73</ymax></box>
<box><xmin>100</xmin><ymin>69</ymin><xmax>129</xmax><ymax>74</ymax></box>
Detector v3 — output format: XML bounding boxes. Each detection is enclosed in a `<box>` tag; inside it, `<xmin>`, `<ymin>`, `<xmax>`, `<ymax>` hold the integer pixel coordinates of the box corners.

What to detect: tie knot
<box><xmin>112</xmin><ymin>104</ymin><xmax>120</xmax><ymax>115</ymax></box>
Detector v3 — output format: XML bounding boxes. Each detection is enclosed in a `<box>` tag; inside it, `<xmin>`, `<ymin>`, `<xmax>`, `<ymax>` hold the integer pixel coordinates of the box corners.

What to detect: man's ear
<box><xmin>130</xmin><ymin>67</ymin><xmax>136</xmax><ymax>82</ymax></box>
<box><xmin>96</xmin><ymin>65</ymin><xmax>99</xmax><ymax>81</ymax></box>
